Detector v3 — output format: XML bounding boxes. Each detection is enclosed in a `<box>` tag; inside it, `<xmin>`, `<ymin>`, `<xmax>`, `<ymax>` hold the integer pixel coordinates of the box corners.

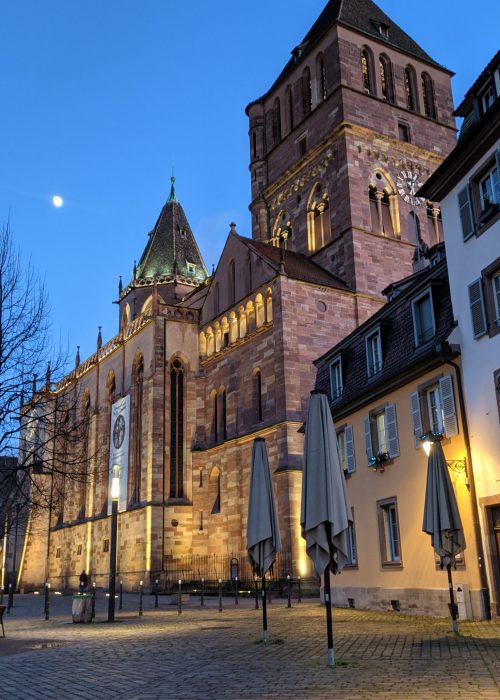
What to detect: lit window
<box><xmin>366</xmin><ymin>330</ymin><xmax>382</xmax><ymax>377</ymax></box>
<box><xmin>361</xmin><ymin>50</ymin><xmax>373</xmax><ymax>95</ymax></box>
<box><xmin>364</xmin><ymin>404</ymin><xmax>399</xmax><ymax>463</ymax></box>
<box><xmin>412</xmin><ymin>290</ymin><xmax>436</xmax><ymax>346</ymax></box>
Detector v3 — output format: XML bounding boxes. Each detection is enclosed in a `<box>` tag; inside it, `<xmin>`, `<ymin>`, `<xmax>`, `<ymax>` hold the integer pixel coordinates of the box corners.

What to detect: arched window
<box><xmin>265</xmin><ymin>289</ymin><xmax>273</xmax><ymax>323</ymax></box>
<box><xmin>121</xmin><ymin>304</ymin><xmax>131</xmax><ymax>329</ymax></box>
<box><xmin>170</xmin><ymin>359</ymin><xmax>184</xmax><ymax>499</ymax></box>
<box><xmin>361</xmin><ymin>48</ymin><xmax>375</xmax><ymax>95</ymax></box>
<box><xmin>210</xmin><ymin>467</ymin><xmax>221</xmax><ymax>515</ymax></box>
<box><xmin>206</xmin><ymin>327</ymin><xmax>214</xmax><ymax>356</ymax></box>
<box><xmin>368</xmin><ymin>171</ymin><xmax>400</xmax><ymax>237</ymax></box>
<box><xmin>271</xmin><ymin>211</ymin><xmax>292</xmax><ymax>248</ymax></box>
<box><xmin>302</xmin><ymin>67</ymin><xmax>312</xmax><ymax>117</ymax></box>
<box><xmin>212</xmin><ymin>390</ymin><xmax>218</xmax><ymax>443</ymax></box>
<box><xmin>379</xmin><ymin>55</ymin><xmax>394</xmax><ymax>103</ymax></box>
<box><xmin>199</xmin><ymin>331</ymin><xmax>207</xmax><ymax>358</ymax></box>
<box><xmin>255</xmin><ymin>293</ymin><xmax>265</xmax><ymax>327</ymax></box>
<box><xmin>131</xmin><ymin>355</ymin><xmax>143</xmax><ymax>504</ymax></box>
<box><xmin>221</xmin><ymin>388</ymin><xmax>227</xmax><ymax>441</ymax></box>
<box><xmin>272</xmin><ymin>97</ymin><xmax>281</xmax><ymax>145</ymax></box>
<box><xmin>229</xmin><ymin>312</ymin><xmax>238</xmax><ymax>343</ymax></box>
<box><xmin>254</xmin><ymin>370</ymin><xmax>263</xmax><ymax>423</ymax></box>
<box><xmin>307</xmin><ymin>184</ymin><xmax>332</xmax><ymax>252</ymax></box>
<box><xmin>78</xmin><ymin>392</ymin><xmax>91</xmax><ymax>520</ymax></box>
<box><xmin>238</xmin><ymin>306</ymin><xmax>247</xmax><ymax>338</ymax></box>
<box><xmin>286</xmin><ymin>85</ymin><xmax>294</xmax><ymax>132</ymax></box>
<box><xmin>317</xmin><ymin>54</ymin><xmax>327</xmax><ymax>102</ymax></box>
<box><xmin>405</xmin><ymin>66</ymin><xmax>418</xmax><ymax>112</ymax></box>
<box><xmin>228</xmin><ymin>259</ymin><xmax>236</xmax><ymax>306</ymax></box>
<box><xmin>421</xmin><ymin>73</ymin><xmax>436</xmax><ymax>119</ymax></box>
<box><xmin>408</xmin><ymin>211</ymin><xmax>421</xmax><ymax>245</ymax></box>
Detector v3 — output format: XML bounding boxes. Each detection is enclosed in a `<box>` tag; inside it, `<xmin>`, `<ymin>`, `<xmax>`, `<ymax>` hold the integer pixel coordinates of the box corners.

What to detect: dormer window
<box><xmin>411</xmin><ymin>289</ymin><xmax>436</xmax><ymax>347</ymax></box>
<box><xmin>481</xmin><ymin>83</ymin><xmax>496</xmax><ymax>113</ymax></box>
<box><xmin>329</xmin><ymin>357</ymin><xmax>343</xmax><ymax>400</ymax></box>
<box><xmin>365</xmin><ymin>328</ymin><xmax>382</xmax><ymax>377</ymax></box>
<box><xmin>187</xmin><ymin>262</ymin><xmax>196</xmax><ymax>274</ymax></box>
<box><xmin>378</xmin><ymin>23</ymin><xmax>390</xmax><ymax>38</ymax></box>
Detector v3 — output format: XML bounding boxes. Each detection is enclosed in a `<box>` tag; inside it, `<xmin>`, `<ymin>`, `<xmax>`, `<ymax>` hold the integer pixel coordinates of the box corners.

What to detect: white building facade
<box><xmin>421</xmin><ymin>51</ymin><xmax>500</xmax><ymax>616</ymax></box>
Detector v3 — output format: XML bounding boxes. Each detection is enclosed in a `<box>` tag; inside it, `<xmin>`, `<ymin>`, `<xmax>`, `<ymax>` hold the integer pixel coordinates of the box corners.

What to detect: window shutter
<box><xmin>439</xmin><ymin>374</ymin><xmax>458</xmax><ymax>438</ymax></box>
<box><xmin>344</xmin><ymin>425</ymin><xmax>356</xmax><ymax>473</ymax></box>
<box><xmin>468</xmin><ymin>279</ymin><xmax>488</xmax><ymax>338</ymax></box>
<box><xmin>458</xmin><ymin>186</ymin><xmax>474</xmax><ymax>241</ymax></box>
<box><xmin>364</xmin><ymin>416</ymin><xmax>373</xmax><ymax>464</ymax></box>
<box><xmin>385</xmin><ymin>403</ymin><xmax>400</xmax><ymax>457</ymax></box>
<box><xmin>410</xmin><ymin>391</ymin><xmax>423</xmax><ymax>448</ymax></box>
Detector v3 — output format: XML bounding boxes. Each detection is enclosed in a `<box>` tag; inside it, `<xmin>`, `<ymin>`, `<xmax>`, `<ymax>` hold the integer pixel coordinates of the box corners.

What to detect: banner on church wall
<box><xmin>107</xmin><ymin>395</ymin><xmax>130</xmax><ymax>514</ymax></box>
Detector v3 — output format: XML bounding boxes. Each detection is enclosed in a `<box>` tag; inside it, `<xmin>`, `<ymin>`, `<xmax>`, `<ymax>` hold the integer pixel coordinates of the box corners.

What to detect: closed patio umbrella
<box><xmin>301</xmin><ymin>390</ymin><xmax>353</xmax><ymax>667</ymax></box>
<box><xmin>422</xmin><ymin>439</ymin><xmax>466</xmax><ymax>632</ymax></box>
<box><xmin>247</xmin><ymin>437</ymin><xmax>281</xmax><ymax>643</ymax></box>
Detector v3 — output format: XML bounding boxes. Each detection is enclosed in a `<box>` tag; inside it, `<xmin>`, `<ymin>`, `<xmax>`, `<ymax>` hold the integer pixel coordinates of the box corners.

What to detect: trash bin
<box><xmin>72</xmin><ymin>593</ymin><xmax>93</xmax><ymax>623</ymax></box>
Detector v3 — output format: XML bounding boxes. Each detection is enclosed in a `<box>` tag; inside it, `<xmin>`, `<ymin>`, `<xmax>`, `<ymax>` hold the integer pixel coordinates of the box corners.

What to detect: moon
<box><xmin>52</xmin><ymin>195</ymin><xmax>64</xmax><ymax>208</ymax></box>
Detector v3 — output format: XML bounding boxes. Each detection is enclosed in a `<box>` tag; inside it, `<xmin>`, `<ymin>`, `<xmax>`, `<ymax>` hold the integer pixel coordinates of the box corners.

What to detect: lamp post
<box><xmin>108</xmin><ymin>465</ymin><xmax>120</xmax><ymax>623</ymax></box>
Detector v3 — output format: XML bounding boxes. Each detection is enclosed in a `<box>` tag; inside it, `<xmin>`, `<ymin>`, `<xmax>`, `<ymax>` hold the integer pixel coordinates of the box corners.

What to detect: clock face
<box><xmin>112</xmin><ymin>414</ymin><xmax>126</xmax><ymax>449</ymax></box>
<box><xmin>396</xmin><ymin>170</ymin><xmax>426</xmax><ymax>206</ymax></box>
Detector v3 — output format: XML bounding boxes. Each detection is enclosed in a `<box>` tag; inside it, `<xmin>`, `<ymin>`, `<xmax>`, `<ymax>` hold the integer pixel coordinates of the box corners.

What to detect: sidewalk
<box><xmin>0</xmin><ymin>592</ymin><xmax>499</xmax><ymax>699</ymax></box>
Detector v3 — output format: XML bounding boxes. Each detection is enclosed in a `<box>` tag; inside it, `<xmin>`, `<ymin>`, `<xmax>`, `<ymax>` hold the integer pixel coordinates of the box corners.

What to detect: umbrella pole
<box><xmin>324</xmin><ymin>566</ymin><xmax>335</xmax><ymax>667</ymax></box>
<box><xmin>446</xmin><ymin>563</ymin><xmax>458</xmax><ymax>633</ymax></box>
<box><xmin>262</xmin><ymin>574</ymin><xmax>268</xmax><ymax>644</ymax></box>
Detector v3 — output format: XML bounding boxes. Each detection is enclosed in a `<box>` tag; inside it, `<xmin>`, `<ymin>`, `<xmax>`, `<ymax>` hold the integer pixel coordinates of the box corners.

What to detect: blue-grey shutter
<box><xmin>468</xmin><ymin>279</ymin><xmax>488</xmax><ymax>338</ymax></box>
<box><xmin>344</xmin><ymin>425</ymin><xmax>356</xmax><ymax>473</ymax></box>
<box><xmin>495</xmin><ymin>149</ymin><xmax>500</xmax><ymax>201</ymax></box>
<box><xmin>439</xmin><ymin>374</ymin><xmax>458</xmax><ymax>438</ymax></box>
<box><xmin>410</xmin><ymin>391</ymin><xmax>423</xmax><ymax>449</ymax></box>
<box><xmin>458</xmin><ymin>186</ymin><xmax>474</xmax><ymax>241</ymax></box>
<box><xmin>364</xmin><ymin>416</ymin><xmax>373</xmax><ymax>464</ymax></box>
<box><xmin>385</xmin><ymin>403</ymin><xmax>400</xmax><ymax>458</ymax></box>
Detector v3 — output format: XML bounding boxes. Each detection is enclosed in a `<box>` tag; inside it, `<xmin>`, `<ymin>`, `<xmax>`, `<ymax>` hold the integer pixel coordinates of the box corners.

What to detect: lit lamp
<box><xmin>108</xmin><ymin>465</ymin><xmax>120</xmax><ymax>622</ymax></box>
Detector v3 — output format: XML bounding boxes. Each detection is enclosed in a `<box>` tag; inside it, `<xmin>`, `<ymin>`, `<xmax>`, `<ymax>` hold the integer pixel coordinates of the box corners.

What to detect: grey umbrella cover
<box><xmin>247</xmin><ymin>439</ymin><xmax>281</xmax><ymax>577</ymax></box>
<box><xmin>301</xmin><ymin>392</ymin><xmax>353</xmax><ymax>577</ymax></box>
<box><xmin>422</xmin><ymin>441</ymin><xmax>466</xmax><ymax>568</ymax></box>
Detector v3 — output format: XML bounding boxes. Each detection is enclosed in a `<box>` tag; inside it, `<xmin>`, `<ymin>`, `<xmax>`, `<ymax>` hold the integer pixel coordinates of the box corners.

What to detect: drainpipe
<box><xmin>441</xmin><ymin>349</ymin><xmax>491</xmax><ymax>619</ymax></box>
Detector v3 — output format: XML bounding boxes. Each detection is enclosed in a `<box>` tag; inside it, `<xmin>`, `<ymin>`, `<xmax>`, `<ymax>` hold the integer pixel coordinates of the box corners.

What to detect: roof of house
<box><xmin>314</xmin><ymin>248</ymin><xmax>456</xmax><ymax>419</ymax></box>
<box><xmin>133</xmin><ymin>178</ymin><xmax>208</xmax><ymax>285</ymax></box>
<box><xmin>248</xmin><ymin>0</ymin><xmax>446</xmax><ymax>108</ymax></box>
<box><xmin>238</xmin><ymin>235</ymin><xmax>351</xmax><ymax>291</ymax></box>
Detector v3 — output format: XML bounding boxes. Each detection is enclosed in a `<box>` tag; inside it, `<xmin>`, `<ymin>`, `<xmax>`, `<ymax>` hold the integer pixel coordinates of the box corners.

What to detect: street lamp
<box><xmin>108</xmin><ymin>464</ymin><xmax>120</xmax><ymax>622</ymax></box>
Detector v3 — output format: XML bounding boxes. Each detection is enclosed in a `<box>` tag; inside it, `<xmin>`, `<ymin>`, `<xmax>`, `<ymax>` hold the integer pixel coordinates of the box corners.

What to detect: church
<box><xmin>20</xmin><ymin>0</ymin><xmax>459</xmax><ymax>606</ymax></box>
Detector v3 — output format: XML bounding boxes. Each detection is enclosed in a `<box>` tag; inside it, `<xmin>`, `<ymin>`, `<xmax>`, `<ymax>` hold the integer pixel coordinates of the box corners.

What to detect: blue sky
<box><xmin>1</xmin><ymin>1</ymin><xmax>498</xmax><ymax>365</ymax></box>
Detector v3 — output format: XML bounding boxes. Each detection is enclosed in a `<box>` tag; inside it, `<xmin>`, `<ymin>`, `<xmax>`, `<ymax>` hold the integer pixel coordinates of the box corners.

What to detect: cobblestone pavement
<box><xmin>0</xmin><ymin>592</ymin><xmax>499</xmax><ymax>699</ymax></box>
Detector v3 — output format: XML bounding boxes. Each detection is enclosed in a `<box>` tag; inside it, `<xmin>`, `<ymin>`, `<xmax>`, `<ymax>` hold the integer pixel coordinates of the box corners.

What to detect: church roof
<box><xmin>248</xmin><ymin>0</ymin><xmax>448</xmax><ymax>108</ymax></box>
<box><xmin>134</xmin><ymin>178</ymin><xmax>208</xmax><ymax>285</ymax></box>
<box><xmin>239</xmin><ymin>235</ymin><xmax>351</xmax><ymax>291</ymax></box>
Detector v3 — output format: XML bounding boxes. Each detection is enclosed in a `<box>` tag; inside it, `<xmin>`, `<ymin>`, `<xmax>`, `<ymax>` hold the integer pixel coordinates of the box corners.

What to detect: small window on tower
<box><xmin>398</xmin><ymin>122</ymin><xmax>410</xmax><ymax>143</ymax></box>
<box><xmin>298</xmin><ymin>136</ymin><xmax>307</xmax><ymax>157</ymax></box>
<box><xmin>187</xmin><ymin>262</ymin><xmax>196</xmax><ymax>274</ymax></box>
<box><xmin>180</xmin><ymin>228</ymin><xmax>187</xmax><ymax>239</ymax></box>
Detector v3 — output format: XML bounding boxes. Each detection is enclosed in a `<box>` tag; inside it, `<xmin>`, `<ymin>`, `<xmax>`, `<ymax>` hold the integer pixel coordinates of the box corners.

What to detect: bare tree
<box><xmin>0</xmin><ymin>222</ymin><xmax>98</xmax><ymax>544</ymax></box>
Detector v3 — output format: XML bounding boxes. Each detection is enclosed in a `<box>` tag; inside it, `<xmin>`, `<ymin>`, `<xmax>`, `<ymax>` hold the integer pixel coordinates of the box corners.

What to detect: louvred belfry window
<box><xmin>170</xmin><ymin>360</ymin><xmax>184</xmax><ymax>498</ymax></box>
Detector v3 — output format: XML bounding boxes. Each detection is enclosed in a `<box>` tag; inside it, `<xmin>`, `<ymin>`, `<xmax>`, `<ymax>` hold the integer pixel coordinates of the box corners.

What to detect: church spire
<box><xmin>167</xmin><ymin>176</ymin><xmax>177</xmax><ymax>203</ymax></box>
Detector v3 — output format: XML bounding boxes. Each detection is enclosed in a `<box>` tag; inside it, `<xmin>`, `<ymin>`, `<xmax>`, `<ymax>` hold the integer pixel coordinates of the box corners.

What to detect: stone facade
<box><xmin>20</xmin><ymin>0</ymin><xmax>462</xmax><ymax>612</ymax></box>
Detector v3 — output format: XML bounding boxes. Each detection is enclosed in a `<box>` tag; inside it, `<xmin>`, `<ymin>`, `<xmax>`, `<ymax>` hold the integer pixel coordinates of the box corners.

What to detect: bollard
<box><xmin>44</xmin><ymin>582</ymin><xmax>50</xmax><ymax>621</ymax></box>
<box><xmin>154</xmin><ymin>579</ymin><xmax>159</xmax><ymax>609</ymax></box>
<box><xmin>235</xmin><ymin>576</ymin><xmax>239</xmax><ymax>606</ymax></box>
<box><xmin>92</xmin><ymin>582</ymin><xmax>96</xmax><ymax>620</ymax></box>
<box><xmin>139</xmin><ymin>580</ymin><xmax>143</xmax><ymax>616</ymax></box>
<box><xmin>178</xmin><ymin>579</ymin><xmax>182</xmax><ymax>615</ymax></box>
<box><xmin>298</xmin><ymin>575</ymin><xmax>302</xmax><ymax>603</ymax></box>
<box><xmin>254</xmin><ymin>576</ymin><xmax>259</xmax><ymax>610</ymax></box>
<box><xmin>287</xmin><ymin>575</ymin><xmax>292</xmax><ymax>608</ymax></box>
<box><xmin>201</xmin><ymin>578</ymin><xmax>205</xmax><ymax>607</ymax></box>
<box><xmin>218</xmin><ymin>579</ymin><xmax>223</xmax><ymax>613</ymax></box>
<box><xmin>7</xmin><ymin>583</ymin><xmax>13</xmax><ymax>613</ymax></box>
<box><xmin>119</xmin><ymin>581</ymin><xmax>123</xmax><ymax>610</ymax></box>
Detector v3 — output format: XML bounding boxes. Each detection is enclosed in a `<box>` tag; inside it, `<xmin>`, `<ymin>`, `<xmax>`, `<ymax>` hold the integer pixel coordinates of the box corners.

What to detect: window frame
<box><xmin>481</xmin><ymin>256</ymin><xmax>500</xmax><ymax>338</ymax></box>
<box><xmin>410</xmin><ymin>373</ymin><xmax>459</xmax><ymax>448</ymax></box>
<box><xmin>364</xmin><ymin>403</ymin><xmax>400</xmax><ymax>464</ymax></box>
<box><xmin>377</xmin><ymin>497</ymin><xmax>403</xmax><ymax>567</ymax></box>
<box><xmin>461</xmin><ymin>150</ymin><xmax>500</xmax><ymax>240</ymax></box>
<box><xmin>329</xmin><ymin>357</ymin><xmax>343</xmax><ymax>400</ymax></box>
<box><xmin>411</xmin><ymin>287</ymin><xmax>436</xmax><ymax>347</ymax></box>
<box><xmin>365</xmin><ymin>328</ymin><xmax>383</xmax><ymax>378</ymax></box>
